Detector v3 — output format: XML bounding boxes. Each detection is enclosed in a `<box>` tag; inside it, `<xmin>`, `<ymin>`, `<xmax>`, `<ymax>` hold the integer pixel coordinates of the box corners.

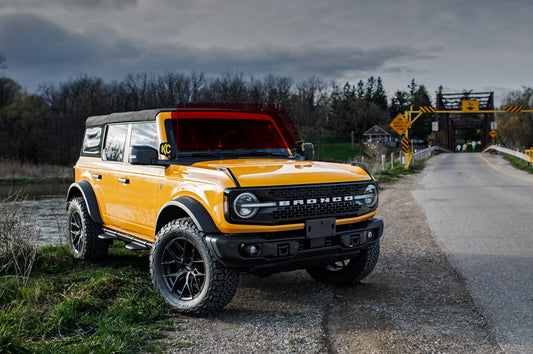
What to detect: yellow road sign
<box><xmin>390</xmin><ymin>113</ymin><xmax>410</xmax><ymax>135</ymax></box>
<box><xmin>489</xmin><ymin>130</ymin><xmax>497</xmax><ymax>138</ymax></box>
<box><xmin>462</xmin><ymin>100</ymin><xmax>479</xmax><ymax>112</ymax></box>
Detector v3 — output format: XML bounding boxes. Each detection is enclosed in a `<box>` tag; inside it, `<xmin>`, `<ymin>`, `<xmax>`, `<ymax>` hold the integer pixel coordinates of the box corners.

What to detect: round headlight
<box><xmin>364</xmin><ymin>184</ymin><xmax>378</xmax><ymax>208</ymax></box>
<box><xmin>233</xmin><ymin>192</ymin><xmax>259</xmax><ymax>219</ymax></box>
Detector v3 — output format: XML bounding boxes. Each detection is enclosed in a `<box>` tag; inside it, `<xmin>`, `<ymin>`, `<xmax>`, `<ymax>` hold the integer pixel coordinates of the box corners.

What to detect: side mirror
<box><xmin>296</xmin><ymin>141</ymin><xmax>314</xmax><ymax>160</ymax></box>
<box><xmin>303</xmin><ymin>142</ymin><xmax>314</xmax><ymax>160</ymax></box>
<box><xmin>130</xmin><ymin>145</ymin><xmax>158</xmax><ymax>165</ymax></box>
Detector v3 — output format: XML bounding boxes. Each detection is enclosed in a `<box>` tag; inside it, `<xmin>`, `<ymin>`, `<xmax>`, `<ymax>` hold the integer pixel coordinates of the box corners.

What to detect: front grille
<box><xmin>270</xmin><ymin>184</ymin><xmax>364</xmax><ymax>221</ymax></box>
<box><xmin>226</xmin><ymin>182</ymin><xmax>375</xmax><ymax>225</ymax></box>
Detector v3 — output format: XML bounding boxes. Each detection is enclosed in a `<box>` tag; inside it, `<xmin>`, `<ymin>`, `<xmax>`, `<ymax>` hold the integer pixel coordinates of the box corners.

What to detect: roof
<box><xmin>84</xmin><ymin>104</ymin><xmax>301</xmax><ymax>148</ymax></box>
<box><xmin>363</xmin><ymin>124</ymin><xmax>394</xmax><ymax>136</ymax></box>
<box><xmin>85</xmin><ymin>109</ymin><xmax>169</xmax><ymax>127</ymax></box>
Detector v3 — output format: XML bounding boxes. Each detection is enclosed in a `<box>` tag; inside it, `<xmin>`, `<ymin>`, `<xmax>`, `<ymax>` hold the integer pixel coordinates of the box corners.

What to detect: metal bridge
<box><xmin>389</xmin><ymin>91</ymin><xmax>533</xmax><ymax>168</ymax></box>
<box><xmin>435</xmin><ymin>92</ymin><xmax>494</xmax><ymax>151</ymax></box>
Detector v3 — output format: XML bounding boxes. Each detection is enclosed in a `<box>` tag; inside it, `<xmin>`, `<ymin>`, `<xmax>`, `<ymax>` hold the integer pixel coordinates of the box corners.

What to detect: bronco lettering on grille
<box><xmin>279</xmin><ymin>195</ymin><xmax>364</xmax><ymax>206</ymax></box>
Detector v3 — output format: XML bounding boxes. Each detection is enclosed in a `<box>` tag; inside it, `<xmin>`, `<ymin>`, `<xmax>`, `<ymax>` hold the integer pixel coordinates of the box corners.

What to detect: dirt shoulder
<box><xmin>166</xmin><ymin>175</ymin><xmax>501</xmax><ymax>353</ymax></box>
<box><xmin>325</xmin><ymin>176</ymin><xmax>501</xmax><ymax>353</ymax></box>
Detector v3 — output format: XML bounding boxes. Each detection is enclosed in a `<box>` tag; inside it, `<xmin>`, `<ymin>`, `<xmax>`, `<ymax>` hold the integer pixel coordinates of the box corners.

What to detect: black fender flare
<box><xmin>67</xmin><ymin>180</ymin><xmax>103</xmax><ymax>224</ymax></box>
<box><xmin>156</xmin><ymin>196</ymin><xmax>220</xmax><ymax>235</ymax></box>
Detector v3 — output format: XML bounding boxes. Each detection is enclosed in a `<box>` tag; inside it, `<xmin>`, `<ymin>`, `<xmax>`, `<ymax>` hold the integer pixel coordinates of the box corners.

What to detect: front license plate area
<box><xmin>305</xmin><ymin>218</ymin><xmax>336</xmax><ymax>239</ymax></box>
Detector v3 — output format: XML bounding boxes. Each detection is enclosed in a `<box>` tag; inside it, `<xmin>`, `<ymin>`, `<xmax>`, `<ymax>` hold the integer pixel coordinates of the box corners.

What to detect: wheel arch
<box><xmin>67</xmin><ymin>180</ymin><xmax>103</xmax><ymax>225</ymax></box>
<box><xmin>156</xmin><ymin>196</ymin><xmax>220</xmax><ymax>235</ymax></box>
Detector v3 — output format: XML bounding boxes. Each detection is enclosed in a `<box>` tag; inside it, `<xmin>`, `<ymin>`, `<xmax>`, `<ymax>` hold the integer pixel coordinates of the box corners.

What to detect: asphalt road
<box><xmin>412</xmin><ymin>153</ymin><xmax>533</xmax><ymax>354</ymax></box>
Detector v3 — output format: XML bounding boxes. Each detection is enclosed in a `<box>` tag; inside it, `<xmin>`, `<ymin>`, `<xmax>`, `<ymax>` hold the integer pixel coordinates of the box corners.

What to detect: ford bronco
<box><xmin>66</xmin><ymin>104</ymin><xmax>383</xmax><ymax>315</ymax></box>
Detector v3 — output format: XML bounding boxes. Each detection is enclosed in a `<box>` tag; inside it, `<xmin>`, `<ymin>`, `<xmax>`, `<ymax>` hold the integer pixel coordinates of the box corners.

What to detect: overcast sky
<box><xmin>1</xmin><ymin>0</ymin><xmax>531</xmax><ymax>105</ymax></box>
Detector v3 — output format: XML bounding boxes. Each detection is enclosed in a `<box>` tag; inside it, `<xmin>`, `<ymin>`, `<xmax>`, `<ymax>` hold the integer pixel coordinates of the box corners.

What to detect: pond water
<box><xmin>1</xmin><ymin>183</ymin><xmax>69</xmax><ymax>246</ymax></box>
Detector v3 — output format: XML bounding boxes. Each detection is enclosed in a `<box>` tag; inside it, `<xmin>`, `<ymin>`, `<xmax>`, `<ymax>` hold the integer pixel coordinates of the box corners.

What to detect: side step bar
<box><xmin>98</xmin><ymin>228</ymin><xmax>152</xmax><ymax>250</ymax></box>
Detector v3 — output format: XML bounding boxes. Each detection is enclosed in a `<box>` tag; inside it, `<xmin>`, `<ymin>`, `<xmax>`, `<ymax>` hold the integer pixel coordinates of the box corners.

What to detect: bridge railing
<box><xmin>412</xmin><ymin>146</ymin><xmax>440</xmax><ymax>162</ymax></box>
<box><xmin>482</xmin><ymin>145</ymin><xmax>532</xmax><ymax>163</ymax></box>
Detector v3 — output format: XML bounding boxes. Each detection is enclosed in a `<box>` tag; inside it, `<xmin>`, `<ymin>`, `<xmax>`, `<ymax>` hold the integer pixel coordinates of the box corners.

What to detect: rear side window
<box><xmin>103</xmin><ymin>124</ymin><xmax>128</xmax><ymax>162</ymax></box>
<box><xmin>81</xmin><ymin>127</ymin><xmax>102</xmax><ymax>156</ymax></box>
<box><xmin>130</xmin><ymin>122</ymin><xmax>158</xmax><ymax>151</ymax></box>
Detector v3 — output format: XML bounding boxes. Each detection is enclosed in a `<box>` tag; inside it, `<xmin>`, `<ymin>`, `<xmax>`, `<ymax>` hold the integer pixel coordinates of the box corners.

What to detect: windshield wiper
<box><xmin>178</xmin><ymin>151</ymin><xmax>238</xmax><ymax>158</ymax></box>
<box><xmin>237</xmin><ymin>150</ymin><xmax>290</xmax><ymax>158</ymax></box>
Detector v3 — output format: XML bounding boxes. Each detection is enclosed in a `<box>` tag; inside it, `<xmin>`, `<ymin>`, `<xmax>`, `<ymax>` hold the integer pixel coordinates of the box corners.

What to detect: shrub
<box><xmin>0</xmin><ymin>190</ymin><xmax>41</xmax><ymax>283</ymax></box>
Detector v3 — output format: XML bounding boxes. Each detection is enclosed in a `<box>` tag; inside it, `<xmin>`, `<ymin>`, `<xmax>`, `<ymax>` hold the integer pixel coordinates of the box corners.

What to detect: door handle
<box><xmin>92</xmin><ymin>174</ymin><xmax>102</xmax><ymax>180</ymax></box>
<box><xmin>118</xmin><ymin>178</ymin><xmax>130</xmax><ymax>184</ymax></box>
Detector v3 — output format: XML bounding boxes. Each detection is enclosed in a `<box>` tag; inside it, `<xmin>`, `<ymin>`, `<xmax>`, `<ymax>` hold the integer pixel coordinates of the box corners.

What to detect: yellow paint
<box><xmin>479</xmin><ymin>155</ymin><xmax>533</xmax><ymax>183</ymax></box>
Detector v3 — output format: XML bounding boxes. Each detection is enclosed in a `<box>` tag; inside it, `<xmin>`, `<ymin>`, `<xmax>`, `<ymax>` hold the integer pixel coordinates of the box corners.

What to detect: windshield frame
<box><xmin>170</xmin><ymin>111</ymin><xmax>293</xmax><ymax>161</ymax></box>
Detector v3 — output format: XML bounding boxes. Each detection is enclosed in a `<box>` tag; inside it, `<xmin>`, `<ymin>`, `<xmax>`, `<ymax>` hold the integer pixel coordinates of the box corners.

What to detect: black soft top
<box><xmin>85</xmin><ymin>109</ymin><xmax>168</xmax><ymax>127</ymax></box>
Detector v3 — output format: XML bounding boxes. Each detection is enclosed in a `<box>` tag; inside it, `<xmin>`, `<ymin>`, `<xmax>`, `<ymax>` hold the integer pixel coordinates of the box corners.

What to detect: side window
<box><xmin>130</xmin><ymin>122</ymin><xmax>158</xmax><ymax>151</ymax></box>
<box><xmin>103</xmin><ymin>124</ymin><xmax>128</xmax><ymax>162</ymax></box>
<box><xmin>81</xmin><ymin>127</ymin><xmax>102</xmax><ymax>156</ymax></box>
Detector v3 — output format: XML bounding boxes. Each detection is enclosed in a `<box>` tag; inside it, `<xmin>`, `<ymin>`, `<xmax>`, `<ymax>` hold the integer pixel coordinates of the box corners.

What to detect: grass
<box><xmin>503</xmin><ymin>155</ymin><xmax>533</xmax><ymax>174</ymax></box>
<box><xmin>0</xmin><ymin>243</ymin><xmax>183</xmax><ymax>353</ymax></box>
<box><xmin>315</xmin><ymin>137</ymin><xmax>368</xmax><ymax>163</ymax></box>
<box><xmin>375</xmin><ymin>158</ymin><xmax>426</xmax><ymax>185</ymax></box>
<box><xmin>0</xmin><ymin>159</ymin><xmax>73</xmax><ymax>185</ymax></box>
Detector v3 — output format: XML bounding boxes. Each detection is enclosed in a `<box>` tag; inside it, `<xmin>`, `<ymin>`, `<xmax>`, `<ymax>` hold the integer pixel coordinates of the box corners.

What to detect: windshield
<box><xmin>176</xmin><ymin>117</ymin><xmax>291</xmax><ymax>157</ymax></box>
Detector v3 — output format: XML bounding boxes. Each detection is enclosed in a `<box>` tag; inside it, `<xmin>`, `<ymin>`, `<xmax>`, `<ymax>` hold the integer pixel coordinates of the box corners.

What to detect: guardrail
<box><xmin>482</xmin><ymin>145</ymin><xmax>532</xmax><ymax>163</ymax></box>
<box><xmin>412</xmin><ymin>146</ymin><xmax>439</xmax><ymax>162</ymax></box>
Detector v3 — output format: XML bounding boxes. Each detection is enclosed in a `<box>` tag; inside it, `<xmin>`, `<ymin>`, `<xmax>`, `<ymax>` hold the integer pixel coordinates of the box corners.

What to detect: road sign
<box><xmin>505</xmin><ymin>106</ymin><xmax>523</xmax><ymax>112</ymax></box>
<box><xmin>490</xmin><ymin>121</ymin><xmax>497</xmax><ymax>130</ymax></box>
<box><xmin>432</xmin><ymin>121</ymin><xmax>439</xmax><ymax>132</ymax></box>
<box><xmin>462</xmin><ymin>100</ymin><xmax>479</xmax><ymax>112</ymax></box>
<box><xmin>489</xmin><ymin>130</ymin><xmax>497</xmax><ymax>138</ymax></box>
<box><xmin>401</xmin><ymin>136</ymin><xmax>409</xmax><ymax>153</ymax></box>
<box><xmin>390</xmin><ymin>114</ymin><xmax>410</xmax><ymax>135</ymax></box>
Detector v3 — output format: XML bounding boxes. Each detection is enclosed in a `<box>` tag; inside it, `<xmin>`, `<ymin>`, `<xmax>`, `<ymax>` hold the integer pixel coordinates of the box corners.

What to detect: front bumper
<box><xmin>205</xmin><ymin>218</ymin><xmax>383</xmax><ymax>275</ymax></box>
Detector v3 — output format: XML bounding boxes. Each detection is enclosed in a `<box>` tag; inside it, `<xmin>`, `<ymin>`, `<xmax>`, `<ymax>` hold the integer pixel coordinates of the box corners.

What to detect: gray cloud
<box><xmin>0</xmin><ymin>0</ymin><xmax>137</xmax><ymax>10</ymax></box>
<box><xmin>0</xmin><ymin>13</ymin><xmax>142</xmax><ymax>79</ymax></box>
<box><xmin>0</xmin><ymin>11</ymin><xmax>438</xmax><ymax>89</ymax></box>
<box><xmin>0</xmin><ymin>0</ymin><xmax>531</xmax><ymax>96</ymax></box>
<box><xmin>134</xmin><ymin>43</ymin><xmax>437</xmax><ymax>81</ymax></box>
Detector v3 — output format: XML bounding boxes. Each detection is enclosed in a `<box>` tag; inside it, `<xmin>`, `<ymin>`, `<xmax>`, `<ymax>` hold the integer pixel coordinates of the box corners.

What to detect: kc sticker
<box><xmin>160</xmin><ymin>142</ymin><xmax>172</xmax><ymax>156</ymax></box>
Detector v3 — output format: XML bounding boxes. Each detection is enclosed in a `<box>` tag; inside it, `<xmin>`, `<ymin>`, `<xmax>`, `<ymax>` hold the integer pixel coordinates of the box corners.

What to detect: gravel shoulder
<box><xmin>166</xmin><ymin>175</ymin><xmax>502</xmax><ymax>353</ymax></box>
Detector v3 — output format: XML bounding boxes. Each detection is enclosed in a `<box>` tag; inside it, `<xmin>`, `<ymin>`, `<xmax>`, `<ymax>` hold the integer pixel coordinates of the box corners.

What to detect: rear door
<box><xmin>94</xmin><ymin>123</ymin><xmax>128</xmax><ymax>226</ymax></box>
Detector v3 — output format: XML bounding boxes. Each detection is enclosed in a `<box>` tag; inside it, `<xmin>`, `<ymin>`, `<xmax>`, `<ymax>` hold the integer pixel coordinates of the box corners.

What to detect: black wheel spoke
<box><xmin>165</xmin><ymin>247</ymin><xmax>185</xmax><ymax>265</ymax></box>
<box><xmin>69</xmin><ymin>212</ymin><xmax>84</xmax><ymax>252</ymax></box>
<box><xmin>169</xmin><ymin>269</ymin><xmax>188</xmax><ymax>293</ymax></box>
<box><xmin>161</xmin><ymin>237</ymin><xmax>207</xmax><ymax>300</ymax></box>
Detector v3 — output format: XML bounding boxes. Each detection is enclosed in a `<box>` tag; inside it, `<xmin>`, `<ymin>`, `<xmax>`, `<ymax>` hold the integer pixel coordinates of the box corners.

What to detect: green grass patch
<box><xmin>0</xmin><ymin>243</ymin><xmax>184</xmax><ymax>353</ymax></box>
<box><xmin>315</xmin><ymin>137</ymin><xmax>368</xmax><ymax>162</ymax></box>
<box><xmin>503</xmin><ymin>155</ymin><xmax>533</xmax><ymax>174</ymax></box>
<box><xmin>376</xmin><ymin>158</ymin><xmax>426</xmax><ymax>185</ymax></box>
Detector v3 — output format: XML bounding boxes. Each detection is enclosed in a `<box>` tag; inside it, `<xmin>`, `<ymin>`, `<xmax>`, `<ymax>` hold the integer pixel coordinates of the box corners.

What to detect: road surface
<box><xmin>412</xmin><ymin>153</ymin><xmax>533</xmax><ymax>354</ymax></box>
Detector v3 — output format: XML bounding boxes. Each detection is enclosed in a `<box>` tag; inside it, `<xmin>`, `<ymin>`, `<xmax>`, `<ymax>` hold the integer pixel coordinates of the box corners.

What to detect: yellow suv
<box><xmin>67</xmin><ymin>104</ymin><xmax>383</xmax><ymax>315</ymax></box>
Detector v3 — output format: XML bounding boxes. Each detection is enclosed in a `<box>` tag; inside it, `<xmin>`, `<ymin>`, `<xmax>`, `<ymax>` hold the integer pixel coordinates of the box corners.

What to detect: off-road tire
<box><xmin>67</xmin><ymin>197</ymin><xmax>108</xmax><ymax>261</ymax></box>
<box><xmin>307</xmin><ymin>240</ymin><xmax>380</xmax><ymax>285</ymax></box>
<box><xmin>150</xmin><ymin>217</ymin><xmax>240</xmax><ymax>315</ymax></box>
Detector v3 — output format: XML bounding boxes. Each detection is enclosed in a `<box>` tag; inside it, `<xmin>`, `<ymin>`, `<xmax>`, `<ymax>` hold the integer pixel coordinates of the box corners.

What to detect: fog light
<box><xmin>243</xmin><ymin>244</ymin><xmax>260</xmax><ymax>256</ymax></box>
<box><xmin>367</xmin><ymin>230</ymin><xmax>374</xmax><ymax>240</ymax></box>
